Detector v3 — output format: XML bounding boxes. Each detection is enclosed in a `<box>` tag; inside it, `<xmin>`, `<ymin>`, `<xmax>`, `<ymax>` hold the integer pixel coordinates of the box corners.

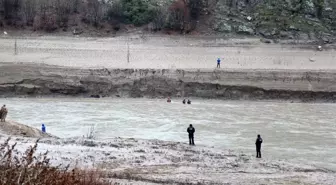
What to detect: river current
<box><xmin>1</xmin><ymin>98</ymin><xmax>336</xmax><ymax>170</ymax></box>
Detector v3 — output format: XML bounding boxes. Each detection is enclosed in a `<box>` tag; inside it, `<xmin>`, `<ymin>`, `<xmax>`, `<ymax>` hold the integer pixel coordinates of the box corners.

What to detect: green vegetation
<box><xmin>0</xmin><ymin>0</ymin><xmax>335</xmax><ymax>39</ymax></box>
<box><xmin>0</xmin><ymin>138</ymin><xmax>112</xmax><ymax>185</ymax></box>
<box><xmin>121</xmin><ymin>0</ymin><xmax>156</xmax><ymax>26</ymax></box>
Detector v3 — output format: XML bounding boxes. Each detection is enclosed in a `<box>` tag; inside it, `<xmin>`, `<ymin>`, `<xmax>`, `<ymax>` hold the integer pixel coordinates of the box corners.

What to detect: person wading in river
<box><xmin>187</xmin><ymin>124</ymin><xmax>195</xmax><ymax>145</ymax></box>
<box><xmin>255</xmin><ymin>134</ymin><xmax>263</xmax><ymax>158</ymax></box>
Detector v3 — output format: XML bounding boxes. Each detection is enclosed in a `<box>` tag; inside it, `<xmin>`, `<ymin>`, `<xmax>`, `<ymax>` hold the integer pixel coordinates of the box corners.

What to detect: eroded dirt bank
<box><xmin>1</xmin><ymin>63</ymin><xmax>336</xmax><ymax>102</ymax></box>
<box><xmin>0</xmin><ymin>120</ymin><xmax>56</xmax><ymax>138</ymax></box>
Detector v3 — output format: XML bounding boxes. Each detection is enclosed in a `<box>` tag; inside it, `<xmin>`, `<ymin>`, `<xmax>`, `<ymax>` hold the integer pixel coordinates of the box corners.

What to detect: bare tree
<box><xmin>21</xmin><ymin>0</ymin><xmax>37</xmax><ymax>26</ymax></box>
<box><xmin>152</xmin><ymin>6</ymin><xmax>168</xmax><ymax>31</ymax></box>
<box><xmin>54</xmin><ymin>0</ymin><xmax>71</xmax><ymax>27</ymax></box>
<box><xmin>188</xmin><ymin>0</ymin><xmax>202</xmax><ymax>30</ymax></box>
<box><xmin>1</xmin><ymin>0</ymin><xmax>21</xmax><ymax>25</ymax></box>
<box><xmin>71</xmin><ymin>0</ymin><xmax>81</xmax><ymax>13</ymax></box>
<box><xmin>86</xmin><ymin>0</ymin><xmax>102</xmax><ymax>27</ymax></box>
<box><xmin>168</xmin><ymin>0</ymin><xmax>190</xmax><ymax>33</ymax></box>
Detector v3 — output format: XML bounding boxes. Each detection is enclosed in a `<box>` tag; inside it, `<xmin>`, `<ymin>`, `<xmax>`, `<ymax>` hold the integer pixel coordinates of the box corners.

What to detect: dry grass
<box><xmin>0</xmin><ymin>138</ymin><xmax>112</xmax><ymax>185</ymax></box>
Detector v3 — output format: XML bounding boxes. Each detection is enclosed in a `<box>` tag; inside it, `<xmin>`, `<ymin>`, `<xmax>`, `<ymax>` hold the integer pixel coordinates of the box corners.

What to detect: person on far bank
<box><xmin>217</xmin><ymin>58</ymin><xmax>221</xmax><ymax>68</ymax></box>
<box><xmin>255</xmin><ymin>134</ymin><xmax>263</xmax><ymax>158</ymax></box>
<box><xmin>187</xmin><ymin>124</ymin><xmax>195</xmax><ymax>145</ymax></box>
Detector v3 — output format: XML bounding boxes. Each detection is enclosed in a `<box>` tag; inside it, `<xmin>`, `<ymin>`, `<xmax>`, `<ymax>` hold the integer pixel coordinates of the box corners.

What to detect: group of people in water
<box><xmin>187</xmin><ymin>124</ymin><xmax>264</xmax><ymax>158</ymax></box>
<box><xmin>166</xmin><ymin>97</ymin><xmax>191</xmax><ymax>104</ymax></box>
<box><xmin>166</xmin><ymin>97</ymin><xmax>263</xmax><ymax>158</ymax></box>
<box><xmin>0</xmin><ymin>105</ymin><xmax>8</xmax><ymax>122</ymax></box>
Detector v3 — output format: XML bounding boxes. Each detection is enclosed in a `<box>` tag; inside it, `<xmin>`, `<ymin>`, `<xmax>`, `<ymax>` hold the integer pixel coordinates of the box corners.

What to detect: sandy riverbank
<box><xmin>0</xmin><ymin>36</ymin><xmax>335</xmax><ymax>70</ymax></box>
<box><xmin>0</xmin><ymin>120</ymin><xmax>56</xmax><ymax>138</ymax></box>
<box><xmin>1</xmin><ymin>36</ymin><xmax>336</xmax><ymax>101</ymax></box>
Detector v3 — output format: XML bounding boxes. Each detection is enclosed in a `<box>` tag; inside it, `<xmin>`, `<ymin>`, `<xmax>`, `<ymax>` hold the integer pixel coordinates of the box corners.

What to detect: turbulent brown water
<box><xmin>2</xmin><ymin>98</ymin><xmax>336</xmax><ymax>170</ymax></box>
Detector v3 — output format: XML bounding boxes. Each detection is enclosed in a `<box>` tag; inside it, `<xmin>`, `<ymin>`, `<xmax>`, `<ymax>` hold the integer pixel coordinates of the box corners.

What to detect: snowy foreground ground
<box><xmin>1</xmin><ymin>133</ymin><xmax>335</xmax><ymax>185</ymax></box>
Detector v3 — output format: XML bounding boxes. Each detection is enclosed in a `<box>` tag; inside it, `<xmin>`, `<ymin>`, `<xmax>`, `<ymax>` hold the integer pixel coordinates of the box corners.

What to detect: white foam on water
<box><xmin>1</xmin><ymin>98</ymin><xmax>336</xmax><ymax>170</ymax></box>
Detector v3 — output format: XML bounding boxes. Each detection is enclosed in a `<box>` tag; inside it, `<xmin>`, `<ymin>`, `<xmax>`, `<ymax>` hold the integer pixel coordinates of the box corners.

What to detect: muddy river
<box><xmin>2</xmin><ymin>98</ymin><xmax>336</xmax><ymax>170</ymax></box>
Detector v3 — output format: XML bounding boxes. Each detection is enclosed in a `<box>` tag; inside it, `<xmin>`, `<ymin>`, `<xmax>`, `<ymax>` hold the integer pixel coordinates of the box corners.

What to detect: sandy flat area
<box><xmin>1</xmin><ymin>132</ymin><xmax>335</xmax><ymax>185</ymax></box>
<box><xmin>0</xmin><ymin>35</ymin><xmax>335</xmax><ymax>70</ymax></box>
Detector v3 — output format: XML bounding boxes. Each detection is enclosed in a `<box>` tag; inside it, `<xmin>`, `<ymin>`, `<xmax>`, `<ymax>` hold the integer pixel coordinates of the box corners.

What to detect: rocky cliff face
<box><xmin>1</xmin><ymin>63</ymin><xmax>336</xmax><ymax>102</ymax></box>
<box><xmin>211</xmin><ymin>0</ymin><xmax>336</xmax><ymax>42</ymax></box>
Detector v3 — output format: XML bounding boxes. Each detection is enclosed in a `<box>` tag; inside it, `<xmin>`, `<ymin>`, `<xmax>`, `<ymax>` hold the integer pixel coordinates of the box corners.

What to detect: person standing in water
<box><xmin>187</xmin><ymin>124</ymin><xmax>195</xmax><ymax>145</ymax></box>
<box><xmin>255</xmin><ymin>134</ymin><xmax>263</xmax><ymax>158</ymax></box>
<box><xmin>217</xmin><ymin>58</ymin><xmax>221</xmax><ymax>68</ymax></box>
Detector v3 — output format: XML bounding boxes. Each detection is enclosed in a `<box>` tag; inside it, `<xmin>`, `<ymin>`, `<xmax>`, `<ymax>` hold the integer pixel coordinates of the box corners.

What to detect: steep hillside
<box><xmin>0</xmin><ymin>0</ymin><xmax>336</xmax><ymax>42</ymax></box>
<box><xmin>211</xmin><ymin>0</ymin><xmax>336</xmax><ymax>42</ymax></box>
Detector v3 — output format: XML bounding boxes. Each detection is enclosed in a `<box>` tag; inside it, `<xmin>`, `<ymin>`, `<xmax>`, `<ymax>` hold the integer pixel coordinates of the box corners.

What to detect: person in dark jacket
<box><xmin>187</xmin><ymin>124</ymin><xmax>195</xmax><ymax>145</ymax></box>
<box><xmin>182</xmin><ymin>99</ymin><xmax>186</xmax><ymax>104</ymax></box>
<box><xmin>255</xmin><ymin>134</ymin><xmax>263</xmax><ymax>158</ymax></box>
<box><xmin>187</xmin><ymin>99</ymin><xmax>191</xmax><ymax>104</ymax></box>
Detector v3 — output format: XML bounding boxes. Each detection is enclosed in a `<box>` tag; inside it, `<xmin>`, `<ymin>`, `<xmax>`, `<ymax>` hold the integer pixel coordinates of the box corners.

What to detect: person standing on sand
<box><xmin>255</xmin><ymin>134</ymin><xmax>263</xmax><ymax>158</ymax></box>
<box><xmin>0</xmin><ymin>105</ymin><xmax>8</xmax><ymax>122</ymax></box>
<box><xmin>187</xmin><ymin>124</ymin><xmax>195</xmax><ymax>145</ymax></box>
<box><xmin>42</xmin><ymin>124</ymin><xmax>46</xmax><ymax>133</ymax></box>
<box><xmin>217</xmin><ymin>58</ymin><xmax>221</xmax><ymax>68</ymax></box>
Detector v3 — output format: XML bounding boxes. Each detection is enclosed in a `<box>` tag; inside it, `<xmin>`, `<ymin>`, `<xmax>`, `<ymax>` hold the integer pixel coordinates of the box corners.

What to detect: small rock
<box><xmin>213</xmin><ymin>21</ymin><xmax>232</xmax><ymax>32</ymax></box>
<box><xmin>109</xmin><ymin>156</ymin><xmax>117</xmax><ymax>160</ymax></box>
<box><xmin>83</xmin><ymin>140</ymin><xmax>97</xmax><ymax>147</ymax></box>
<box><xmin>279</xmin><ymin>31</ymin><xmax>290</xmax><ymax>38</ymax></box>
<box><xmin>237</xmin><ymin>25</ymin><xmax>254</xmax><ymax>35</ymax></box>
<box><xmin>90</xmin><ymin>95</ymin><xmax>100</xmax><ymax>98</ymax></box>
<box><xmin>134</xmin><ymin>149</ymin><xmax>146</xmax><ymax>153</ymax></box>
<box><xmin>109</xmin><ymin>143</ymin><xmax>119</xmax><ymax>148</ymax></box>
<box><xmin>73</xmin><ymin>28</ymin><xmax>83</xmax><ymax>35</ymax></box>
<box><xmin>289</xmin><ymin>25</ymin><xmax>299</xmax><ymax>31</ymax></box>
<box><xmin>260</xmin><ymin>38</ymin><xmax>272</xmax><ymax>44</ymax></box>
<box><xmin>258</xmin><ymin>28</ymin><xmax>274</xmax><ymax>38</ymax></box>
